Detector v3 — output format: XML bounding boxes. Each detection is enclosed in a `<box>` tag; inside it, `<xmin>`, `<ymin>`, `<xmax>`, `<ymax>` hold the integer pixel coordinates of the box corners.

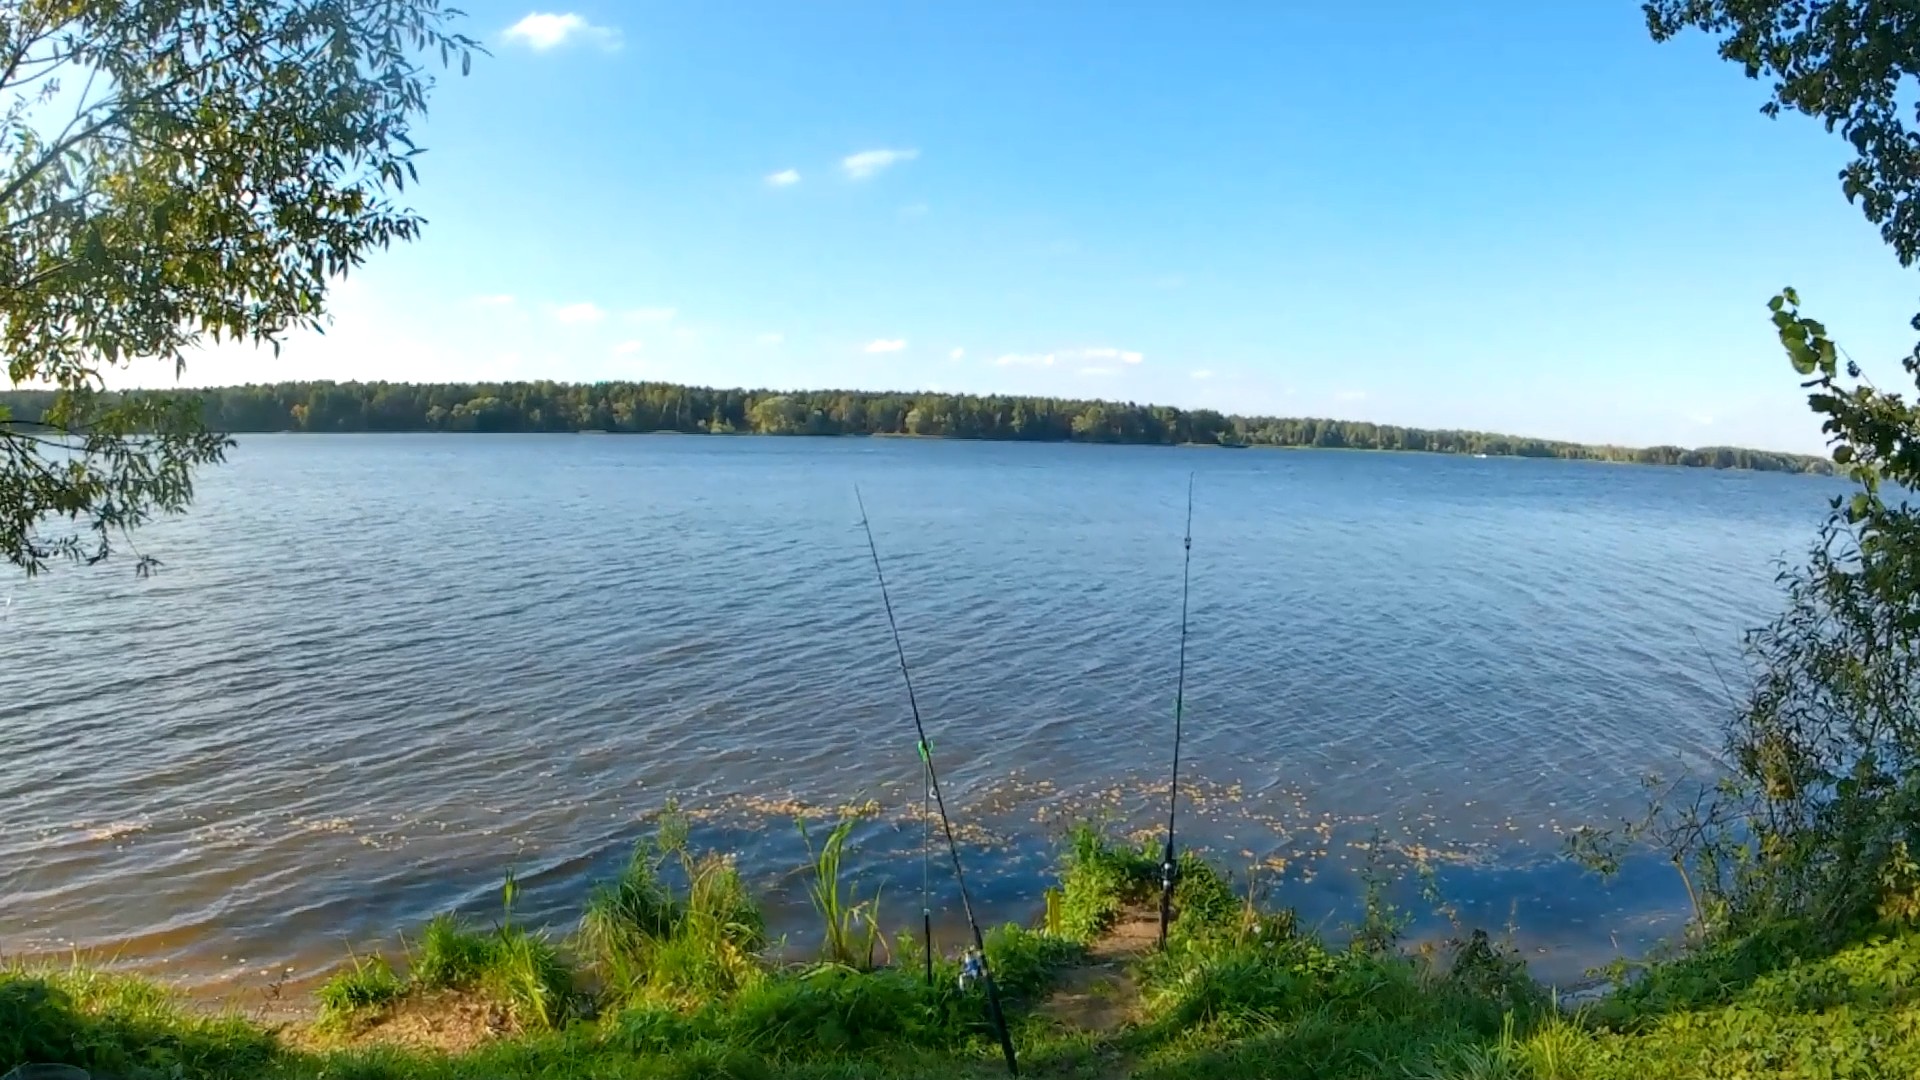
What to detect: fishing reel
<box><xmin>958</xmin><ymin>947</ymin><xmax>985</xmax><ymax>992</ymax></box>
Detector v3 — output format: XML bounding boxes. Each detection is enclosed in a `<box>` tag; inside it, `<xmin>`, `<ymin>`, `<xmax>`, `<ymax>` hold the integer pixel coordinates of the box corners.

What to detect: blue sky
<box><xmin>149</xmin><ymin>2</ymin><xmax>1920</xmax><ymax>453</ymax></box>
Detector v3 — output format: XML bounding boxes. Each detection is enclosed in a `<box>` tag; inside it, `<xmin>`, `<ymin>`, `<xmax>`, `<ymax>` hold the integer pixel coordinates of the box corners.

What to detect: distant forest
<box><xmin>0</xmin><ymin>380</ymin><xmax>1835</xmax><ymax>474</ymax></box>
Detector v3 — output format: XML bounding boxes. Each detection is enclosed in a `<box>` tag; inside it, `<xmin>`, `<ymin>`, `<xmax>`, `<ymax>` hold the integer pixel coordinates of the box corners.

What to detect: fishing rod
<box><xmin>1159</xmin><ymin>473</ymin><xmax>1196</xmax><ymax>949</ymax></box>
<box><xmin>920</xmin><ymin>735</ymin><xmax>934</xmax><ymax>988</ymax></box>
<box><xmin>854</xmin><ymin>487</ymin><xmax>1019</xmax><ymax>1078</ymax></box>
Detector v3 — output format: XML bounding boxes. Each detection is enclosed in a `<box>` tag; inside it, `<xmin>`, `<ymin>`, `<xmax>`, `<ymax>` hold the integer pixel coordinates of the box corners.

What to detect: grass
<box><xmin>1054</xmin><ymin>822</ymin><xmax>1242</xmax><ymax>944</ymax></box>
<box><xmin>313</xmin><ymin>895</ymin><xmax>573</xmax><ymax>1033</ymax></box>
<box><xmin>578</xmin><ymin>806</ymin><xmax>768</xmax><ymax>1007</ymax></box>
<box><xmin>313</xmin><ymin>953</ymin><xmax>404</xmax><ymax>1028</ymax></box>
<box><xmin>10</xmin><ymin>819</ymin><xmax>1920</xmax><ymax>1079</ymax></box>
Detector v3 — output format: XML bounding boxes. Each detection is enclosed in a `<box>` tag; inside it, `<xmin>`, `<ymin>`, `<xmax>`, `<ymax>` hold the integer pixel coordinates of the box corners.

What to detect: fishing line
<box><xmin>1688</xmin><ymin>626</ymin><xmax>1743</xmax><ymax>714</ymax></box>
<box><xmin>854</xmin><ymin>486</ymin><xmax>1019</xmax><ymax>1077</ymax></box>
<box><xmin>1159</xmin><ymin>473</ymin><xmax>1196</xmax><ymax>949</ymax></box>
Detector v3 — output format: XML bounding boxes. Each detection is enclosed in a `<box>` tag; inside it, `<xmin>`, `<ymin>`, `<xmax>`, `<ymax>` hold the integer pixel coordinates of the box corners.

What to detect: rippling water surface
<box><xmin>0</xmin><ymin>435</ymin><xmax>1843</xmax><ymax>990</ymax></box>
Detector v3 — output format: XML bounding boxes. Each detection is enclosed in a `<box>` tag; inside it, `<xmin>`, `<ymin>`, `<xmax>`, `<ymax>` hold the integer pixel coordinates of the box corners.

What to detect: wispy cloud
<box><xmin>757</xmin><ymin>332</ymin><xmax>784</xmax><ymax>346</ymax></box>
<box><xmin>766</xmin><ymin>168</ymin><xmax>800</xmax><ymax>187</ymax></box>
<box><xmin>1190</xmin><ymin>369</ymin><xmax>1214</xmax><ymax>381</ymax></box>
<box><xmin>624</xmin><ymin>307</ymin><xmax>677</xmax><ymax>324</ymax></box>
<box><xmin>1075</xmin><ymin>346</ymin><xmax>1143</xmax><ymax>365</ymax></box>
<box><xmin>842</xmin><ymin>148</ymin><xmax>918</xmax><ymax>180</ymax></box>
<box><xmin>612</xmin><ymin>339</ymin><xmax>644</xmax><ymax>356</ymax></box>
<box><xmin>998</xmin><ymin>345</ymin><xmax>1128</xmax><ymax>367</ymax></box>
<box><xmin>474</xmin><ymin>293</ymin><xmax>516</xmax><ymax>308</ymax></box>
<box><xmin>549</xmin><ymin>301</ymin><xmax>606</xmax><ymax>325</ymax></box>
<box><xmin>503</xmin><ymin>12</ymin><xmax>621</xmax><ymax>51</ymax></box>
<box><xmin>1077</xmin><ymin>366</ymin><xmax>1118</xmax><ymax>376</ymax></box>
<box><xmin>864</xmin><ymin>338</ymin><xmax>907</xmax><ymax>354</ymax></box>
<box><xmin>949</xmin><ymin>347</ymin><xmax>965</xmax><ymax>361</ymax></box>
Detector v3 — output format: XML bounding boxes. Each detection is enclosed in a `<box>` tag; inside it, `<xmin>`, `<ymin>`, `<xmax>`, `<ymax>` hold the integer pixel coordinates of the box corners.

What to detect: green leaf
<box><xmin>1768</xmin><ymin>295</ymin><xmax>1785</xmax><ymax>312</ymax></box>
<box><xmin>1816</xmin><ymin>339</ymin><xmax>1838</xmax><ymax>375</ymax></box>
<box><xmin>1786</xmin><ymin>337</ymin><xmax>1820</xmax><ymax>375</ymax></box>
<box><xmin>1834</xmin><ymin>444</ymin><xmax>1855</xmax><ymax>465</ymax></box>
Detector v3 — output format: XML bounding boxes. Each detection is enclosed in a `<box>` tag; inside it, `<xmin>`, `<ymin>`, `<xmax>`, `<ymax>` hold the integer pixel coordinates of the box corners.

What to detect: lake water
<box><xmin>0</xmin><ymin>435</ymin><xmax>1844</xmax><ymax>993</ymax></box>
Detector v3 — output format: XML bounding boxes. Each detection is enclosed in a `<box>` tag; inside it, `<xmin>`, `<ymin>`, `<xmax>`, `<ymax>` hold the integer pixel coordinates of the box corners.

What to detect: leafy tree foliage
<box><xmin>0</xmin><ymin>379</ymin><xmax>1837</xmax><ymax>473</ymax></box>
<box><xmin>0</xmin><ymin>0</ymin><xmax>475</xmax><ymax>575</ymax></box>
<box><xmin>1581</xmin><ymin>2</ymin><xmax>1920</xmax><ymax>941</ymax></box>
<box><xmin>1648</xmin><ymin>0</ymin><xmax>1920</xmax><ymax>270</ymax></box>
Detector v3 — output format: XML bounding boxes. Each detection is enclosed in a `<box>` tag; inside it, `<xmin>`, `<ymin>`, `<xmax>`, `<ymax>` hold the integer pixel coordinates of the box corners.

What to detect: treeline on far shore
<box><xmin>0</xmin><ymin>380</ymin><xmax>1835</xmax><ymax>474</ymax></box>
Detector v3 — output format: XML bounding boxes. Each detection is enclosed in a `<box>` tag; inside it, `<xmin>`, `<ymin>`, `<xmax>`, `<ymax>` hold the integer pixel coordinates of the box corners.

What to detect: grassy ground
<box><xmin>6</xmin><ymin>822</ymin><xmax>1919</xmax><ymax>1079</ymax></box>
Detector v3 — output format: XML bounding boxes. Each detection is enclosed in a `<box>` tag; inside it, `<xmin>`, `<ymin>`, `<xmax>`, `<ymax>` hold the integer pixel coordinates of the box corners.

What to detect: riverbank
<box><xmin>6</xmin><ymin>820</ymin><xmax>1915</xmax><ymax>1080</ymax></box>
<box><xmin>0</xmin><ymin>381</ymin><xmax>1834</xmax><ymax>474</ymax></box>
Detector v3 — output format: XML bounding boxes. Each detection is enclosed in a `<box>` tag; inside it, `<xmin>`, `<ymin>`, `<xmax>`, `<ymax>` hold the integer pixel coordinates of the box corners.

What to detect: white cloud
<box><xmin>766</xmin><ymin>168</ymin><xmax>800</xmax><ymax>187</ymax></box>
<box><xmin>1190</xmin><ymin>369</ymin><xmax>1214</xmax><ymax>380</ymax></box>
<box><xmin>997</xmin><ymin>346</ymin><xmax>1140</xmax><ymax>368</ymax></box>
<box><xmin>1077</xmin><ymin>366</ymin><xmax>1118</xmax><ymax>376</ymax></box>
<box><xmin>503</xmin><ymin>12</ymin><xmax>621</xmax><ymax>51</ymax></box>
<box><xmin>549</xmin><ymin>301</ymin><xmax>606</xmax><ymax>325</ymax></box>
<box><xmin>474</xmin><ymin>294</ymin><xmax>516</xmax><ymax>308</ymax></box>
<box><xmin>624</xmin><ymin>306</ymin><xmax>677</xmax><ymax>324</ymax></box>
<box><xmin>864</xmin><ymin>338</ymin><xmax>907</xmax><ymax>354</ymax></box>
<box><xmin>842</xmin><ymin>148</ymin><xmax>919</xmax><ymax>180</ymax></box>
<box><xmin>612</xmin><ymin>339</ymin><xmax>644</xmax><ymax>356</ymax></box>
<box><xmin>949</xmin><ymin>347</ymin><xmax>965</xmax><ymax>361</ymax></box>
<box><xmin>757</xmin><ymin>332</ymin><xmax>784</xmax><ymax>346</ymax></box>
<box><xmin>1071</xmin><ymin>346</ymin><xmax>1143</xmax><ymax>365</ymax></box>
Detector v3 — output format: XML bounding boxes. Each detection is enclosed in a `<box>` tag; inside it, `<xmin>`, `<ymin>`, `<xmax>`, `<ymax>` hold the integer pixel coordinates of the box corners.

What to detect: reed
<box><xmin>798</xmin><ymin>816</ymin><xmax>886</xmax><ymax>970</ymax></box>
<box><xmin>577</xmin><ymin>804</ymin><xmax>767</xmax><ymax>1006</ymax></box>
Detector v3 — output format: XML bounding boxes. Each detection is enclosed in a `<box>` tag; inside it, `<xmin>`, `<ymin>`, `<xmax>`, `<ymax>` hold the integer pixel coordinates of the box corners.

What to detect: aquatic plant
<box><xmin>798</xmin><ymin>816</ymin><xmax>886</xmax><ymax>971</ymax></box>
